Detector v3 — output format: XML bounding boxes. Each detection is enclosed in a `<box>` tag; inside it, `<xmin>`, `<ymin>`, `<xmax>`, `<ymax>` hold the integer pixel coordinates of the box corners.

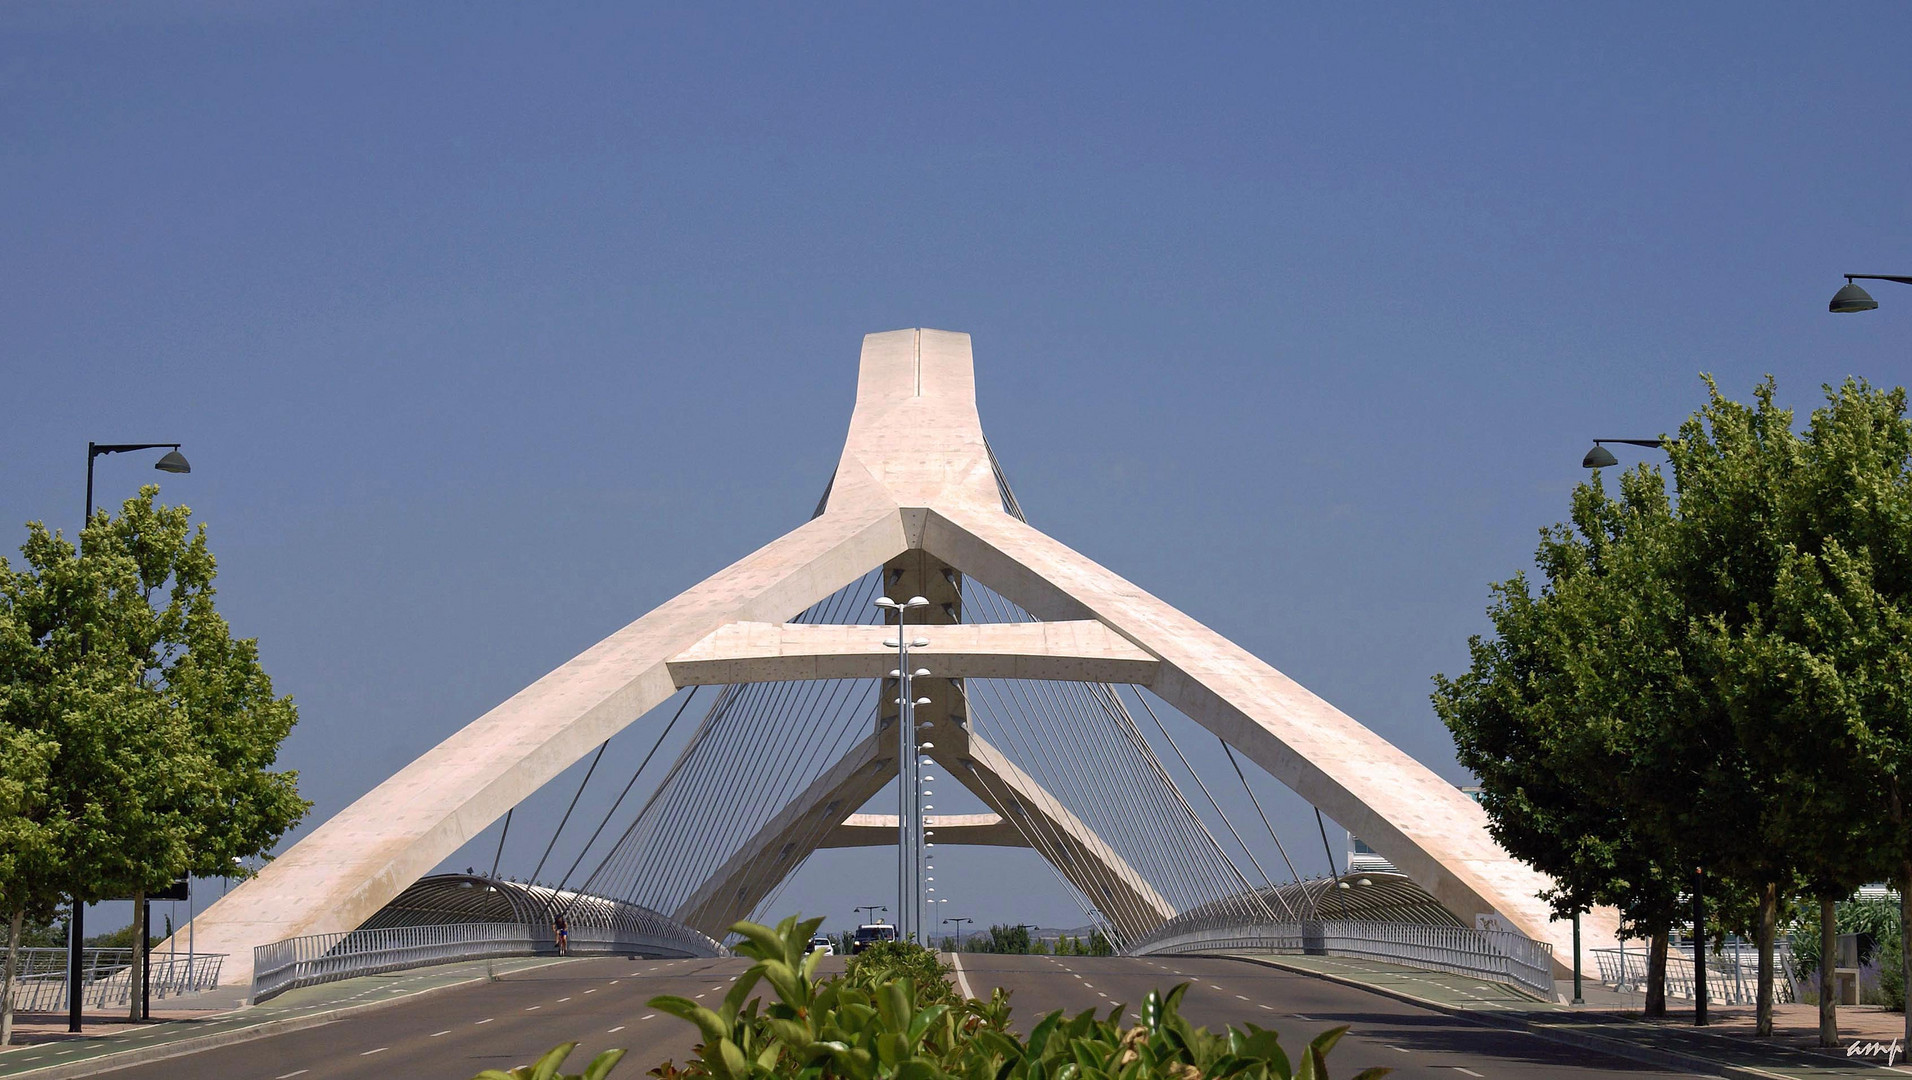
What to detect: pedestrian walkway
<box><xmin>0</xmin><ymin>955</ymin><xmax>567</xmax><ymax>1078</ymax></box>
<box><xmin>1225</xmin><ymin>951</ymin><xmax>1911</xmax><ymax>1080</ymax></box>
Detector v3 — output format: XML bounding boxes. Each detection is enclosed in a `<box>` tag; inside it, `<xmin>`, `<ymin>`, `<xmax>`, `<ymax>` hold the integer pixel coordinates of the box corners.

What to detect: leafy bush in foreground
<box><xmin>840</xmin><ymin>938</ymin><xmax>960</xmax><ymax>1006</ymax></box>
<box><xmin>476</xmin><ymin>915</ymin><xmax>1385</xmax><ymax>1080</ymax></box>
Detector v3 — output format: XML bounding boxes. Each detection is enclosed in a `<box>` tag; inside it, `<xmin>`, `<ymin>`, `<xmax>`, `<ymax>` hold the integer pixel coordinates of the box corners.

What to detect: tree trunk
<box><xmin>1755</xmin><ymin>881</ymin><xmax>1777</xmax><ymax>1036</ymax></box>
<box><xmin>1646</xmin><ymin>927</ymin><xmax>1669</xmax><ymax>1018</ymax></box>
<box><xmin>1902</xmin><ymin>863</ymin><xmax>1911</xmax><ymax>1049</ymax></box>
<box><xmin>1</xmin><ymin>910</ymin><xmax>22</xmax><ymax>1047</ymax></box>
<box><xmin>1819</xmin><ymin>895</ymin><xmax>1838</xmax><ymax>1048</ymax></box>
<box><xmin>127</xmin><ymin>892</ymin><xmax>143</xmax><ymax>1023</ymax></box>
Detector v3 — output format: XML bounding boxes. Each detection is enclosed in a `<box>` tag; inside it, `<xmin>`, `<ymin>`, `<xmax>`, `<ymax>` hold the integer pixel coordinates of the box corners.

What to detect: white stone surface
<box><xmin>174</xmin><ymin>327</ymin><xmax>1611</xmax><ymax>983</ymax></box>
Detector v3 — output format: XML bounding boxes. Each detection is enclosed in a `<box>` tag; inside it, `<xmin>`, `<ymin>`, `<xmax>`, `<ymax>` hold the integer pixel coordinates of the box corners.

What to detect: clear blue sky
<box><xmin>5</xmin><ymin>3</ymin><xmax>1908</xmax><ymax>936</ymax></box>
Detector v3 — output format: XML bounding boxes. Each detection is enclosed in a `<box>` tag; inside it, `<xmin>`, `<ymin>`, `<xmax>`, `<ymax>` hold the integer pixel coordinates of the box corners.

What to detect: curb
<box><xmin>3</xmin><ymin>957</ymin><xmax>570</xmax><ymax>1080</ymax></box>
<box><xmin>1204</xmin><ymin>952</ymin><xmax>1889</xmax><ymax>1080</ymax></box>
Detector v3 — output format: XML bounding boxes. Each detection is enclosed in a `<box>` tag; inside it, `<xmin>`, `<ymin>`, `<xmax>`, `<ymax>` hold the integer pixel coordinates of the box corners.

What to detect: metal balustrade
<box><xmin>1130</xmin><ymin>919</ymin><xmax>1557</xmax><ymax>1001</ymax></box>
<box><xmin>3</xmin><ymin>947</ymin><xmax>225</xmax><ymax>1013</ymax></box>
<box><xmin>252</xmin><ymin>918</ymin><xmax>724</xmax><ymax>1002</ymax></box>
<box><xmin>1591</xmin><ymin>942</ymin><xmax>1796</xmax><ymax>1005</ymax></box>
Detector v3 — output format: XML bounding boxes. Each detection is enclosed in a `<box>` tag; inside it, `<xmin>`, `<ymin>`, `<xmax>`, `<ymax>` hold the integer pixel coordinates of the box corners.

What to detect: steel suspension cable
<box><xmin>555</xmin><ymin>685</ymin><xmax>702</xmax><ymax>897</ymax></box>
<box><xmin>1124</xmin><ymin>687</ymin><xmax>1285</xmax><ymax>924</ymax></box>
<box><xmin>1218</xmin><ymin>738</ymin><xmax>1315</xmax><ymax>918</ymax></box>
<box><xmin>530</xmin><ymin>739</ymin><xmax>610</xmax><ymax>885</ymax></box>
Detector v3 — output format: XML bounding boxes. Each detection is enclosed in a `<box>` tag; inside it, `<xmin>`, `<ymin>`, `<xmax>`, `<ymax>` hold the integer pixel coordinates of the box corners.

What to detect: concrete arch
<box><xmin>175</xmin><ymin>327</ymin><xmax>1607</xmax><ymax>985</ymax></box>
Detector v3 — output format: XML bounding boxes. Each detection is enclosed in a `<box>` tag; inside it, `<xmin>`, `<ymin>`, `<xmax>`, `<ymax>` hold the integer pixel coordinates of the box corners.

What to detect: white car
<box><xmin>807</xmin><ymin>936</ymin><xmax>835</xmax><ymax>955</ymax></box>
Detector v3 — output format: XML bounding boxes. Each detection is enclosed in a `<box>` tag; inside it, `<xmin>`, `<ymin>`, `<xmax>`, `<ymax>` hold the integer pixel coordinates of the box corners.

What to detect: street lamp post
<box><xmin>70</xmin><ymin>442</ymin><xmax>190</xmax><ymax>1033</ymax></box>
<box><xmin>1584</xmin><ymin>437</ymin><xmax>1721</xmax><ymax>1027</ymax></box>
<box><xmin>942</xmin><ymin>916</ymin><xmax>973</xmax><ymax>950</ymax></box>
<box><xmin>854</xmin><ymin>904</ymin><xmax>888</xmax><ymax>925</ymax></box>
<box><xmin>1829</xmin><ymin>274</ymin><xmax>1912</xmax><ymax>313</ymax></box>
<box><xmin>876</xmin><ymin>595</ymin><xmax>931</xmax><ymax>941</ymax></box>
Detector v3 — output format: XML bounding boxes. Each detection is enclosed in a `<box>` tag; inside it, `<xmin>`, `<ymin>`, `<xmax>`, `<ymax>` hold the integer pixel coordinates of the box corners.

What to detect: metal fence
<box><xmin>252</xmin><ymin>919</ymin><xmax>723</xmax><ymax>1003</ymax></box>
<box><xmin>1591</xmin><ymin>941</ymin><xmax>1796</xmax><ymax>1005</ymax></box>
<box><xmin>1131</xmin><ymin>920</ymin><xmax>1557</xmax><ymax>1001</ymax></box>
<box><xmin>4</xmin><ymin>947</ymin><xmax>226</xmax><ymax>1013</ymax></box>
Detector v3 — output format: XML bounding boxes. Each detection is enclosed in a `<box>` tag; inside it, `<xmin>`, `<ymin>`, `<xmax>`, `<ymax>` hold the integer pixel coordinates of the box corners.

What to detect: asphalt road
<box><xmin>90</xmin><ymin>953</ymin><xmax>1699</xmax><ymax>1080</ymax></box>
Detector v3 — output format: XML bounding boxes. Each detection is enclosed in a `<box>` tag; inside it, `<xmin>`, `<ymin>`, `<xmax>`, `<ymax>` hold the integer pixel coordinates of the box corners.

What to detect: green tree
<box><xmin>1435</xmin><ymin>466</ymin><xmax>1689</xmax><ymax>1016</ymax></box>
<box><xmin>0</xmin><ymin>488</ymin><xmax>308</xmax><ymax>1026</ymax></box>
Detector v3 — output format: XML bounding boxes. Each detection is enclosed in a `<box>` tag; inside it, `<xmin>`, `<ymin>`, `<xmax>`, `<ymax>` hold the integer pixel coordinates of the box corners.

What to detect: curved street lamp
<box><xmin>1580</xmin><ymin>438</ymin><xmax>1662</xmax><ymax>469</ymax></box>
<box><xmin>1829</xmin><ymin>274</ymin><xmax>1912</xmax><ymax>313</ymax></box>
<box><xmin>72</xmin><ymin>441</ymin><xmax>191</xmax><ymax>1032</ymax></box>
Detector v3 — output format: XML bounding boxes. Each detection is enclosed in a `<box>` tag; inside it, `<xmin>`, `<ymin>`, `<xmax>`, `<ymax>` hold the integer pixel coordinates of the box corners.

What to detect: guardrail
<box><xmin>1130</xmin><ymin>920</ymin><xmax>1556</xmax><ymax>1001</ymax></box>
<box><xmin>252</xmin><ymin>920</ymin><xmax>723</xmax><ymax>1003</ymax></box>
<box><xmin>5</xmin><ymin>947</ymin><xmax>225</xmax><ymax>1012</ymax></box>
<box><xmin>1591</xmin><ymin>942</ymin><xmax>1795</xmax><ymax>1005</ymax></box>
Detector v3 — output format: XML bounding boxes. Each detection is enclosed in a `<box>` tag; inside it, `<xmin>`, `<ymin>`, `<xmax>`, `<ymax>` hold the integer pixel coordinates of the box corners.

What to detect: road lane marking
<box><xmin>1210</xmin><ymin>984</ymin><xmax>1225</xmax><ymax>990</ymax></box>
<box><xmin>695</xmin><ymin>993</ymin><xmax>706</xmax><ymax>999</ymax></box>
<box><xmin>476</xmin><ymin>1018</ymin><xmax>494</xmax><ymax>1024</ymax></box>
<box><xmin>276</xmin><ymin>1072</ymin><xmax>309</xmax><ymax>1079</ymax></box>
<box><xmin>431</xmin><ymin>1031</ymin><xmax>451</xmax><ymax>1038</ymax></box>
<box><xmin>585</xmin><ymin>988</ymin><xmax>598</xmax><ymax>993</ymax></box>
<box><xmin>1293</xmin><ymin>1014</ymin><xmax>1312</xmax><ymax>1020</ymax></box>
<box><xmin>1235</xmin><ymin>995</ymin><xmax>1248</xmax><ymax>1001</ymax></box>
<box><xmin>948</xmin><ymin>953</ymin><xmax>975</xmax><ymax>999</ymax></box>
<box><xmin>1454</xmin><ymin>1070</ymin><xmax>1484</xmax><ymax>1078</ymax></box>
<box><xmin>641</xmin><ymin>1013</ymin><xmax>656</xmax><ymax>1020</ymax></box>
<box><xmin>609</xmin><ymin>1025</ymin><xmax>626</xmax><ymax>1033</ymax></box>
<box><xmin>527</xmin><ymin>1005</ymin><xmax>543</xmax><ymax>1011</ymax></box>
<box><xmin>558</xmin><ymin>996</ymin><xmax>572</xmax><ymax>1002</ymax></box>
<box><xmin>611</xmin><ymin>979</ymin><xmax>620</xmax><ymax>984</ymax></box>
<box><xmin>361</xmin><ymin>1047</ymin><xmax>388</xmax><ymax>1056</ymax></box>
<box><xmin>1258</xmin><ymin>1005</ymin><xmax>1273</xmax><ymax>1011</ymax></box>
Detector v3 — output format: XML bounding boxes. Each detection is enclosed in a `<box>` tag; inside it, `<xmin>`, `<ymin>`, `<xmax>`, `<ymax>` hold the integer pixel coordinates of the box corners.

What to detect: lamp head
<box><xmin>153</xmin><ymin>449</ymin><xmax>191</xmax><ymax>474</ymax></box>
<box><xmin>873</xmin><ymin>596</ymin><xmax>899</xmax><ymax>609</ymax></box>
<box><xmin>1581</xmin><ymin>444</ymin><xmax>1619</xmax><ymax>469</ymax></box>
<box><xmin>905</xmin><ymin>595</ymin><xmax>930</xmax><ymax>607</ymax></box>
<box><xmin>1831</xmin><ymin>279</ymin><xmax>1879</xmax><ymax>314</ymax></box>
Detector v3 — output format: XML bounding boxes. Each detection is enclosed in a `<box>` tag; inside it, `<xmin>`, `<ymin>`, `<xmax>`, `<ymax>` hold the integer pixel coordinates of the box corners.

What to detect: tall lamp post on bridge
<box><xmin>1582</xmin><ymin>436</ymin><xmax>1718</xmax><ymax>1025</ymax></box>
<box><xmin>876</xmin><ymin>595</ymin><xmax>932</xmax><ymax>941</ymax></box>
<box><xmin>71</xmin><ymin>442</ymin><xmax>192</xmax><ymax>1033</ymax></box>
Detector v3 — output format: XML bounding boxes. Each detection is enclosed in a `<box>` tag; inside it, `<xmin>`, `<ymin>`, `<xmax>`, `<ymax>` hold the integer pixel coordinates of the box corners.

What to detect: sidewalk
<box><xmin>1222</xmin><ymin>951</ymin><xmax>1911</xmax><ymax>1080</ymax></box>
<box><xmin>0</xmin><ymin>955</ymin><xmax>567</xmax><ymax>1079</ymax></box>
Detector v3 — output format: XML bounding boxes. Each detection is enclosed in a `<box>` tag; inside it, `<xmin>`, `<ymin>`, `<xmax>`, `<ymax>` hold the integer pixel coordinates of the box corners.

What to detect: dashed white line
<box><xmin>558</xmin><ymin>996</ymin><xmax>572</xmax><ymax>1002</ymax></box>
<box><xmin>1454</xmin><ymin>1070</ymin><xmax>1484</xmax><ymax>1078</ymax></box>
<box><xmin>584</xmin><ymin>988</ymin><xmax>598</xmax><ymax>994</ymax></box>
<box><xmin>1258</xmin><ymin>1004</ymin><xmax>1273</xmax><ymax>1011</ymax></box>
<box><xmin>694</xmin><ymin>993</ymin><xmax>706</xmax><ymax>999</ymax></box>
<box><xmin>1293</xmin><ymin>1014</ymin><xmax>1313</xmax><ymax>1021</ymax></box>
<box><xmin>526</xmin><ymin>1005</ymin><xmax>543</xmax><ymax>1011</ymax></box>
<box><xmin>641</xmin><ymin>1013</ymin><xmax>656</xmax><ymax>1020</ymax></box>
<box><xmin>1235</xmin><ymin>994</ymin><xmax>1248</xmax><ymax>1001</ymax></box>
<box><xmin>275</xmin><ymin>1072</ymin><xmax>309</xmax><ymax>1079</ymax></box>
<box><xmin>430</xmin><ymin>1030</ymin><xmax>451</xmax><ymax>1038</ymax></box>
<box><xmin>361</xmin><ymin>1047</ymin><xmax>388</xmax><ymax>1056</ymax></box>
<box><xmin>609</xmin><ymin>1025</ymin><xmax>626</xmax><ymax>1033</ymax></box>
<box><xmin>476</xmin><ymin>1018</ymin><xmax>494</xmax><ymax>1024</ymax></box>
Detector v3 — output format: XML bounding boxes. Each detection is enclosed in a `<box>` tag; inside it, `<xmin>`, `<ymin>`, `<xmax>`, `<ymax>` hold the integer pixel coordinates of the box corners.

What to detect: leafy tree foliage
<box><xmin>0</xmin><ymin>488</ymin><xmax>308</xmax><ymax>1036</ymax></box>
<box><xmin>1439</xmin><ymin>376</ymin><xmax>1912</xmax><ymax>1035</ymax></box>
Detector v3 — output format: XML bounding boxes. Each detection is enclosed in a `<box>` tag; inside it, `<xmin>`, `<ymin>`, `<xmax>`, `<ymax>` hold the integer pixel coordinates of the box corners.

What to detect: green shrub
<box><xmin>841</xmin><ymin>939</ymin><xmax>959</xmax><ymax>1006</ymax></box>
<box><xmin>642</xmin><ymin>915</ymin><xmax>1387</xmax><ymax>1080</ymax></box>
<box><xmin>477</xmin><ymin>915</ymin><xmax>1386</xmax><ymax>1080</ymax></box>
<box><xmin>474</xmin><ymin>1041</ymin><xmax>625</xmax><ymax>1080</ymax></box>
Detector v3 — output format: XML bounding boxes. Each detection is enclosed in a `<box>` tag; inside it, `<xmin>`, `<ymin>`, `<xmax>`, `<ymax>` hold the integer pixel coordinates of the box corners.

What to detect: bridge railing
<box><xmin>251</xmin><ymin>920</ymin><xmax>725</xmax><ymax>1003</ymax></box>
<box><xmin>1130</xmin><ymin>920</ymin><xmax>1556</xmax><ymax>1001</ymax></box>
<box><xmin>5</xmin><ymin>947</ymin><xmax>226</xmax><ymax>1013</ymax></box>
<box><xmin>1590</xmin><ymin>942</ymin><xmax>1795</xmax><ymax>1006</ymax></box>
